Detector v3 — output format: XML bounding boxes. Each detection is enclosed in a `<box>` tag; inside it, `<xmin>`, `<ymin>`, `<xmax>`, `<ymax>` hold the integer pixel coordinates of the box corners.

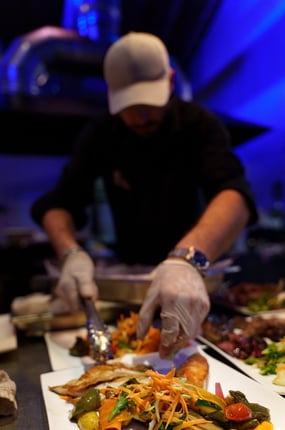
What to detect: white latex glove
<box><xmin>51</xmin><ymin>250</ymin><xmax>98</xmax><ymax>312</ymax></box>
<box><xmin>137</xmin><ymin>259</ymin><xmax>210</xmax><ymax>358</ymax></box>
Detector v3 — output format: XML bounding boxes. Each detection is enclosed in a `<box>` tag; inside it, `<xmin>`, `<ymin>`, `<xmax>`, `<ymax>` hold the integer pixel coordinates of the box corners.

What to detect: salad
<box><xmin>52</xmin><ymin>366</ymin><xmax>273</xmax><ymax>430</ymax></box>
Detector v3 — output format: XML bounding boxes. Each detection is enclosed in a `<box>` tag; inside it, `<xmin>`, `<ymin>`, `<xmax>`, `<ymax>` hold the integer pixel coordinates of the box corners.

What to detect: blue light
<box><xmin>88</xmin><ymin>10</ymin><xmax>98</xmax><ymax>25</ymax></box>
<box><xmin>62</xmin><ymin>0</ymin><xmax>121</xmax><ymax>47</ymax></box>
<box><xmin>62</xmin><ymin>0</ymin><xmax>83</xmax><ymax>29</ymax></box>
<box><xmin>6</xmin><ymin>64</ymin><xmax>18</xmax><ymax>91</ymax></box>
<box><xmin>190</xmin><ymin>0</ymin><xmax>285</xmax><ymax>212</ymax></box>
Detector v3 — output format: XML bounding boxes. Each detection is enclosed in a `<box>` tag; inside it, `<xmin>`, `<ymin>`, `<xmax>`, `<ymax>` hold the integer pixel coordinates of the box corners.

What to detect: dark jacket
<box><xmin>31</xmin><ymin>97</ymin><xmax>258</xmax><ymax>264</ymax></box>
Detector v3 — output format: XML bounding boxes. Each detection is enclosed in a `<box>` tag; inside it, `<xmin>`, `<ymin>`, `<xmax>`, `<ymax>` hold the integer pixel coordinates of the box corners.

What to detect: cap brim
<box><xmin>108</xmin><ymin>78</ymin><xmax>170</xmax><ymax>114</ymax></box>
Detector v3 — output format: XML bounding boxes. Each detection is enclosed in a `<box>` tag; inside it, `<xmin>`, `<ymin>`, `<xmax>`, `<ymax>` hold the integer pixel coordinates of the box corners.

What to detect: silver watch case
<box><xmin>168</xmin><ymin>246</ymin><xmax>210</xmax><ymax>272</ymax></box>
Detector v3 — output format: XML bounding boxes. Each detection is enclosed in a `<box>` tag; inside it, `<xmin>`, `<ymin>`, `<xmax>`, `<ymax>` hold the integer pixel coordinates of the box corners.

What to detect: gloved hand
<box><xmin>137</xmin><ymin>259</ymin><xmax>210</xmax><ymax>358</ymax></box>
<box><xmin>51</xmin><ymin>249</ymin><xmax>98</xmax><ymax>312</ymax></box>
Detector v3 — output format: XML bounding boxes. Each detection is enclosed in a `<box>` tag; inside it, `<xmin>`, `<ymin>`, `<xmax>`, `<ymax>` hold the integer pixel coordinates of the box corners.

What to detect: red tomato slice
<box><xmin>224</xmin><ymin>402</ymin><xmax>252</xmax><ymax>422</ymax></box>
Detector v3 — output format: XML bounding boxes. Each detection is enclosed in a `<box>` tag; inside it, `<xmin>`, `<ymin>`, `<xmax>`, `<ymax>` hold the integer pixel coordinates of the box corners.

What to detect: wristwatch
<box><xmin>168</xmin><ymin>246</ymin><xmax>210</xmax><ymax>273</ymax></box>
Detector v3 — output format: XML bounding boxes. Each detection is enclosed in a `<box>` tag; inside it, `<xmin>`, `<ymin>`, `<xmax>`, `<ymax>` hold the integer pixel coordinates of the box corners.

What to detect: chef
<box><xmin>31</xmin><ymin>31</ymin><xmax>258</xmax><ymax>358</ymax></box>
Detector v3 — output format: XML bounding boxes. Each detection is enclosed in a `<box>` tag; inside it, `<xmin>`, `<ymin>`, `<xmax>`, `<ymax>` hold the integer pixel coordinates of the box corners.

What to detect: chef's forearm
<box><xmin>175</xmin><ymin>189</ymin><xmax>250</xmax><ymax>262</ymax></box>
<box><xmin>42</xmin><ymin>208</ymin><xmax>80</xmax><ymax>258</ymax></box>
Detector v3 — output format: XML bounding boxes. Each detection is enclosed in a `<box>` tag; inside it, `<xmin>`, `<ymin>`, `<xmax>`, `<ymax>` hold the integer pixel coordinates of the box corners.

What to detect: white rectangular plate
<box><xmin>198</xmin><ymin>312</ymin><xmax>285</xmax><ymax>395</ymax></box>
<box><xmin>197</xmin><ymin>334</ymin><xmax>285</xmax><ymax>395</ymax></box>
<box><xmin>41</xmin><ymin>346</ymin><xmax>285</xmax><ymax>430</ymax></box>
<box><xmin>44</xmin><ymin>328</ymin><xmax>94</xmax><ymax>370</ymax></box>
<box><xmin>0</xmin><ymin>313</ymin><xmax>17</xmax><ymax>353</ymax></box>
<box><xmin>45</xmin><ymin>329</ymin><xmax>203</xmax><ymax>371</ymax></box>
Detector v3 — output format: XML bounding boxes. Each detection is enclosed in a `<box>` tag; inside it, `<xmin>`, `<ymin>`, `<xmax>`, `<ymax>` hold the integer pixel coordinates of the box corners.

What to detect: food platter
<box><xmin>41</xmin><ymin>345</ymin><xmax>285</xmax><ymax>430</ymax></box>
<box><xmin>210</xmin><ymin>298</ymin><xmax>285</xmax><ymax>316</ymax></box>
<box><xmin>210</xmin><ymin>280</ymin><xmax>285</xmax><ymax>315</ymax></box>
<box><xmin>229</xmin><ymin>306</ymin><xmax>285</xmax><ymax>316</ymax></box>
<box><xmin>45</xmin><ymin>313</ymin><xmax>285</xmax><ymax>396</ymax></box>
<box><xmin>198</xmin><ymin>312</ymin><xmax>285</xmax><ymax>395</ymax></box>
<box><xmin>45</xmin><ymin>329</ymin><xmax>199</xmax><ymax>371</ymax></box>
<box><xmin>198</xmin><ymin>334</ymin><xmax>285</xmax><ymax>395</ymax></box>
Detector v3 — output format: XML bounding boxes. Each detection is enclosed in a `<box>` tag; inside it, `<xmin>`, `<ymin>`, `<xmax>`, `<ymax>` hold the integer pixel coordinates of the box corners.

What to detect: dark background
<box><xmin>0</xmin><ymin>1</ymin><xmax>219</xmax><ymax>69</ymax></box>
<box><xmin>0</xmin><ymin>0</ymin><xmax>284</xmax><ymax>312</ymax></box>
<box><xmin>0</xmin><ymin>0</ymin><xmax>284</xmax><ymax>236</ymax></box>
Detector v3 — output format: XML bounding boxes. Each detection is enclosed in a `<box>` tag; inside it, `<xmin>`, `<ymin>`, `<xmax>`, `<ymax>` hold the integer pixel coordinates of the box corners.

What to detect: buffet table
<box><xmin>0</xmin><ymin>311</ymin><xmax>229</xmax><ymax>430</ymax></box>
<box><xmin>1</xmin><ymin>253</ymin><xmax>285</xmax><ymax>430</ymax></box>
<box><xmin>1</xmin><ymin>307</ymin><xmax>285</xmax><ymax>430</ymax></box>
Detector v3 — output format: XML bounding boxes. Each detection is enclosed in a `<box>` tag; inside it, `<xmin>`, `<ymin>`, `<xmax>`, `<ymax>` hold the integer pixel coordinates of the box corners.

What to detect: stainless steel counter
<box><xmin>0</xmin><ymin>333</ymin><xmax>51</xmax><ymax>430</ymax></box>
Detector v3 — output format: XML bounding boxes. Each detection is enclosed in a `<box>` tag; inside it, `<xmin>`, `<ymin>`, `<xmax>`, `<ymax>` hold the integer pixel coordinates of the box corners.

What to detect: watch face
<box><xmin>168</xmin><ymin>247</ymin><xmax>210</xmax><ymax>270</ymax></box>
<box><xmin>190</xmin><ymin>249</ymin><xmax>209</xmax><ymax>269</ymax></box>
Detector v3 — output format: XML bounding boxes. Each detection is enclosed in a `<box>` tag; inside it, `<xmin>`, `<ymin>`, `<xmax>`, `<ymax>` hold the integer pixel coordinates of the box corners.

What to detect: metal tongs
<box><xmin>81</xmin><ymin>297</ymin><xmax>113</xmax><ymax>364</ymax></box>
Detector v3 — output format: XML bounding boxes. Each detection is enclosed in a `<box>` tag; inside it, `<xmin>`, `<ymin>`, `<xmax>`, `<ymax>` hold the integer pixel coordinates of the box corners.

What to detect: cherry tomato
<box><xmin>224</xmin><ymin>402</ymin><xmax>252</xmax><ymax>422</ymax></box>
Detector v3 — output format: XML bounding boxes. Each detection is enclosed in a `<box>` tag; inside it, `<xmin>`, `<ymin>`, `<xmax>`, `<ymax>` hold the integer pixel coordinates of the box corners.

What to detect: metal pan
<box><xmin>95</xmin><ymin>272</ymin><xmax>225</xmax><ymax>303</ymax></box>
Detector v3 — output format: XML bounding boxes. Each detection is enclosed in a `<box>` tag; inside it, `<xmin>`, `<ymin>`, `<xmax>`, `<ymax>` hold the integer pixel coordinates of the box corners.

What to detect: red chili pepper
<box><xmin>215</xmin><ymin>382</ymin><xmax>225</xmax><ymax>400</ymax></box>
<box><xmin>224</xmin><ymin>402</ymin><xmax>252</xmax><ymax>422</ymax></box>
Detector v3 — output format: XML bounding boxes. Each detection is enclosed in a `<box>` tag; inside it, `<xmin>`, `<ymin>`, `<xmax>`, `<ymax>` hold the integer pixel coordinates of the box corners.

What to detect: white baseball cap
<box><xmin>103</xmin><ymin>32</ymin><xmax>171</xmax><ymax>114</ymax></box>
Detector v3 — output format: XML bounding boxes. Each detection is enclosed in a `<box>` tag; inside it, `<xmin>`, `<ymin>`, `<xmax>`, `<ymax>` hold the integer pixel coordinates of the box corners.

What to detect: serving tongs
<box><xmin>81</xmin><ymin>297</ymin><xmax>113</xmax><ymax>364</ymax></box>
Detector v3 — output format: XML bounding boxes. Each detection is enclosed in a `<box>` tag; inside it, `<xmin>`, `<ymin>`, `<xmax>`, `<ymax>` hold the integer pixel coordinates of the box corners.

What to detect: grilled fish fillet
<box><xmin>175</xmin><ymin>352</ymin><xmax>209</xmax><ymax>388</ymax></box>
<box><xmin>49</xmin><ymin>362</ymin><xmax>149</xmax><ymax>398</ymax></box>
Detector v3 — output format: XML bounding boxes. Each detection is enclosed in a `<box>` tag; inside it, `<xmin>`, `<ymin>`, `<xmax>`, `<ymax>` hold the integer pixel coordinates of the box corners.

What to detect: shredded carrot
<box><xmin>175</xmin><ymin>418</ymin><xmax>212</xmax><ymax>429</ymax></box>
<box><xmin>165</xmin><ymin>394</ymin><xmax>179</xmax><ymax>428</ymax></box>
<box><xmin>97</xmin><ymin>367</ymin><xmax>221</xmax><ymax>430</ymax></box>
<box><xmin>111</xmin><ymin>312</ymin><xmax>160</xmax><ymax>357</ymax></box>
<box><xmin>276</xmin><ymin>364</ymin><xmax>285</xmax><ymax>371</ymax></box>
<box><xmin>99</xmin><ymin>397</ymin><xmax>133</xmax><ymax>430</ymax></box>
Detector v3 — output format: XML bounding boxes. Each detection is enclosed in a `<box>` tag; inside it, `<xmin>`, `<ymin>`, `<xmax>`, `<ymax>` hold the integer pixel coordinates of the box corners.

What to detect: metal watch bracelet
<box><xmin>168</xmin><ymin>246</ymin><xmax>210</xmax><ymax>275</ymax></box>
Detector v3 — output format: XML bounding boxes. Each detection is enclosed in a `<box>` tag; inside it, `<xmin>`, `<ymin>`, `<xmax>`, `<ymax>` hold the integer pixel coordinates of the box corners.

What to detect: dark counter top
<box><xmin>0</xmin><ymin>333</ymin><xmax>51</xmax><ymax>430</ymax></box>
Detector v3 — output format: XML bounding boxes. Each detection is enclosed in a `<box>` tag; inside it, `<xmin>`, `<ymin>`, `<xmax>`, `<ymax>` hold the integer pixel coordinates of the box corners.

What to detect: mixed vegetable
<box><xmin>110</xmin><ymin>311</ymin><xmax>161</xmax><ymax>357</ymax></box>
<box><xmin>244</xmin><ymin>338</ymin><xmax>285</xmax><ymax>385</ymax></box>
<box><xmin>69</xmin><ymin>311</ymin><xmax>161</xmax><ymax>358</ymax></box>
<box><xmin>247</xmin><ymin>292</ymin><xmax>285</xmax><ymax>313</ymax></box>
<box><xmin>68</xmin><ymin>368</ymin><xmax>272</xmax><ymax>430</ymax></box>
<box><xmin>202</xmin><ymin>314</ymin><xmax>285</xmax><ymax>385</ymax></box>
